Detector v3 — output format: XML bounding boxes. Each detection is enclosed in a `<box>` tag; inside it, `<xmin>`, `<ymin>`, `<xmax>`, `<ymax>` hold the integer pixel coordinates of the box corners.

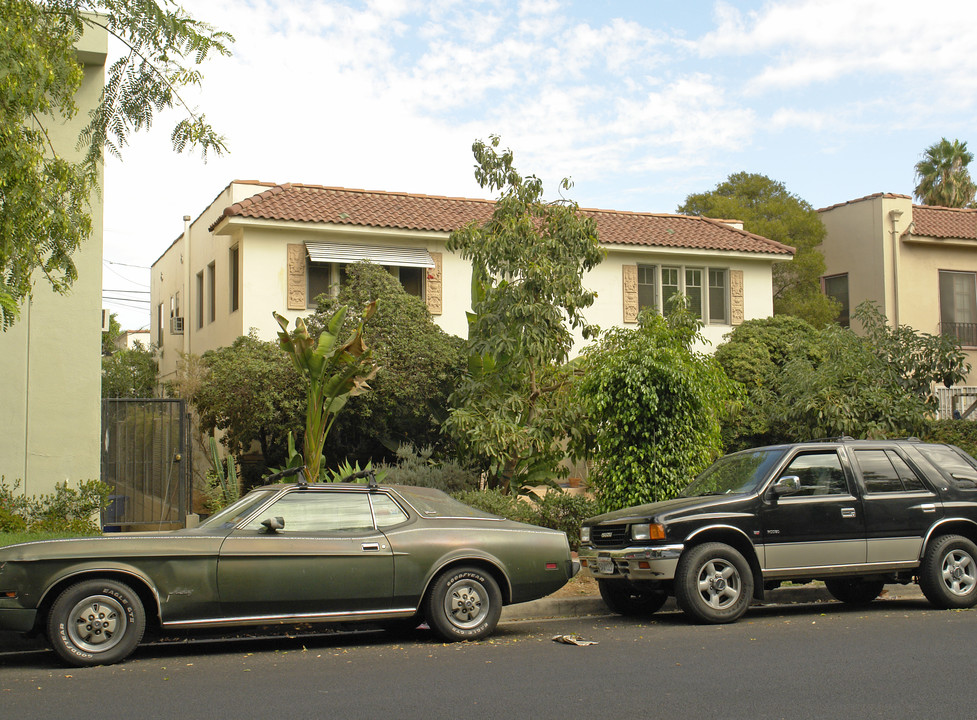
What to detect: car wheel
<box><xmin>919</xmin><ymin>534</ymin><xmax>977</xmax><ymax>609</ymax></box>
<box><xmin>824</xmin><ymin>577</ymin><xmax>885</xmax><ymax>604</ymax></box>
<box><xmin>47</xmin><ymin>579</ymin><xmax>146</xmax><ymax>667</ymax></box>
<box><xmin>674</xmin><ymin>542</ymin><xmax>753</xmax><ymax>624</ymax></box>
<box><xmin>597</xmin><ymin>580</ymin><xmax>668</xmax><ymax>616</ymax></box>
<box><xmin>424</xmin><ymin>566</ymin><xmax>502</xmax><ymax>642</ymax></box>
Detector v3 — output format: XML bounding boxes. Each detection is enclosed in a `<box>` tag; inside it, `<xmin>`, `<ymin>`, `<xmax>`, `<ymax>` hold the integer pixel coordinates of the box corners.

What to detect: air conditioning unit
<box><xmin>170</xmin><ymin>316</ymin><xmax>185</xmax><ymax>335</ymax></box>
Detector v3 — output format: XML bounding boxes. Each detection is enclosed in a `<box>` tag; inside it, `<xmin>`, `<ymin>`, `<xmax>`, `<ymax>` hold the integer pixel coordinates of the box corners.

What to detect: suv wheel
<box><xmin>597</xmin><ymin>580</ymin><xmax>667</xmax><ymax>616</ymax></box>
<box><xmin>824</xmin><ymin>577</ymin><xmax>884</xmax><ymax>604</ymax></box>
<box><xmin>674</xmin><ymin>543</ymin><xmax>753</xmax><ymax>624</ymax></box>
<box><xmin>919</xmin><ymin>534</ymin><xmax>977</xmax><ymax>609</ymax></box>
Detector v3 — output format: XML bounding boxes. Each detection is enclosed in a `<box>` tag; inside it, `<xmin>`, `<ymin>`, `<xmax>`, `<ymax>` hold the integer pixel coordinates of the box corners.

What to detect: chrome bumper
<box><xmin>578</xmin><ymin>544</ymin><xmax>684</xmax><ymax>581</ymax></box>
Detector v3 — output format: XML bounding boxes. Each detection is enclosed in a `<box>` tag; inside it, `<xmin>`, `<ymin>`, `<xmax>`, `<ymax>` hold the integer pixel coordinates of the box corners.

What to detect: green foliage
<box><xmin>306</xmin><ymin>262</ymin><xmax>466</xmax><ymax>466</ymax></box>
<box><xmin>452</xmin><ymin>488</ymin><xmax>598</xmax><ymax>551</ymax></box>
<box><xmin>573</xmin><ymin>310</ymin><xmax>737</xmax><ymax>512</ymax></box>
<box><xmin>0</xmin><ymin>0</ymin><xmax>232</xmax><ymax>329</ymax></box>
<box><xmin>777</xmin><ymin>325</ymin><xmax>931</xmax><ymax>440</ymax></box>
<box><xmin>377</xmin><ymin>444</ymin><xmax>480</xmax><ymax>494</ymax></box>
<box><xmin>853</xmin><ymin>302</ymin><xmax>969</xmax><ymax>397</ymax></box>
<box><xmin>274</xmin><ymin>305</ymin><xmax>378</xmax><ymax>485</ymax></box>
<box><xmin>716</xmin><ymin>304</ymin><xmax>967</xmax><ymax>447</ymax></box>
<box><xmin>0</xmin><ymin>477</ymin><xmax>109</xmax><ymax>534</ymax></box>
<box><xmin>678</xmin><ymin>172</ymin><xmax>839</xmax><ymax>327</ymax></box>
<box><xmin>203</xmin><ymin>435</ymin><xmax>240</xmax><ymax>511</ymax></box>
<box><xmin>189</xmin><ymin>333</ymin><xmax>305</xmax><ymax>471</ymax></box>
<box><xmin>101</xmin><ymin>312</ymin><xmax>123</xmax><ymax>354</ymax></box>
<box><xmin>444</xmin><ymin>136</ymin><xmax>603</xmax><ymax>492</ymax></box>
<box><xmin>714</xmin><ymin>315</ymin><xmax>824</xmax><ymax>449</ymax></box>
<box><xmin>923</xmin><ymin>420</ymin><xmax>977</xmax><ymax>459</ymax></box>
<box><xmin>101</xmin><ymin>345</ymin><xmax>158</xmax><ymax>397</ymax></box>
<box><xmin>913</xmin><ymin>137</ymin><xmax>977</xmax><ymax>208</ymax></box>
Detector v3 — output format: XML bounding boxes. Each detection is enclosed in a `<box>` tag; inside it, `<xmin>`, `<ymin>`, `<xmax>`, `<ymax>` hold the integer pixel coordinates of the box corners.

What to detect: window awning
<box><xmin>305</xmin><ymin>242</ymin><xmax>435</xmax><ymax>268</ymax></box>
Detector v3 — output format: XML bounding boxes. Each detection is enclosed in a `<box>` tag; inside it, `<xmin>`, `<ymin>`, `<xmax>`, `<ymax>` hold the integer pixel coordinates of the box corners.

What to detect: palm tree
<box><xmin>914</xmin><ymin>138</ymin><xmax>977</xmax><ymax>207</ymax></box>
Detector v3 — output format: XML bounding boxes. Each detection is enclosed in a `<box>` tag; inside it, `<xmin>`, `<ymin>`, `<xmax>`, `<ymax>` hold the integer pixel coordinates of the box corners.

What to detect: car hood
<box><xmin>0</xmin><ymin>529</ymin><xmax>228</xmax><ymax>562</ymax></box>
<box><xmin>585</xmin><ymin>495</ymin><xmax>742</xmax><ymax>526</ymax></box>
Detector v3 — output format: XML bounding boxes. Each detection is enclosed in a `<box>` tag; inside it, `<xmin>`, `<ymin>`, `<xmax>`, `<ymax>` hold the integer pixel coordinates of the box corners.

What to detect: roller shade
<box><xmin>306</xmin><ymin>242</ymin><xmax>435</xmax><ymax>268</ymax></box>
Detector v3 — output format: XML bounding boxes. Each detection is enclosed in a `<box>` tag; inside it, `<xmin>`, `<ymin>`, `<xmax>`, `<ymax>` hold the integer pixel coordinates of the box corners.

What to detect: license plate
<box><xmin>596</xmin><ymin>558</ymin><xmax>615</xmax><ymax>575</ymax></box>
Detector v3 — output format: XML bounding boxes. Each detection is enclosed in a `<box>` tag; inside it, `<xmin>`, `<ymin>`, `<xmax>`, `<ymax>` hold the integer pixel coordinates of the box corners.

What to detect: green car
<box><xmin>0</xmin><ymin>482</ymin><xmax>577</xmax><ymax>666</ymax></box>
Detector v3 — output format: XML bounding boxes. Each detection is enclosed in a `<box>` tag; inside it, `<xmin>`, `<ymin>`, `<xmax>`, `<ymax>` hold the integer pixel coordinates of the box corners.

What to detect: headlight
<box><xmin>630</xmin><ymin>523</ymin><xmax>665</xmax><ymax>541</ymax></box>
<box><xmin>580</xmin><ymin>527</ymin><xmax>591</xmax><ymax>543</ymax></box>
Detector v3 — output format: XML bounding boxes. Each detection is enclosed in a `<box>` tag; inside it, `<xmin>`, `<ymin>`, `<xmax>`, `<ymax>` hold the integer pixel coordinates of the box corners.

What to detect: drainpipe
<box><xmin>888</xmin><ymin>209</ymin><xmax>903</xmax><ymax>328</ymax></box>
<box><xmin>183</xmin><ymin>215</ymin><xmax>191</xmax><ymax>357</ymax></box>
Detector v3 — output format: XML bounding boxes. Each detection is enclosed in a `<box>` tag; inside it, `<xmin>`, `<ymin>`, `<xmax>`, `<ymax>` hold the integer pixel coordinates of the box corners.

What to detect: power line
<box><xmin>104</xmin><ymin>259</ymin><xmax>150</xmax><ymax>269</ymax></box>
<box><xmin>102</xmin><ymin>288</ymin><xmax>150</xmax><ymax>294</ymax></box>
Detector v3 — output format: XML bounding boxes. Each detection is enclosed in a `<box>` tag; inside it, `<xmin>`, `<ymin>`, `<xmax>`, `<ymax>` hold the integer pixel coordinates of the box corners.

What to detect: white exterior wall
<box><xmin>0</xmin><ymin>25</ymin><xmax>106</xmax><ymax>496</ymax></box>
<box><xmin>153</xmin><ymin>182</ymin><xmax>787</xmax><ymax>375</ymax></box>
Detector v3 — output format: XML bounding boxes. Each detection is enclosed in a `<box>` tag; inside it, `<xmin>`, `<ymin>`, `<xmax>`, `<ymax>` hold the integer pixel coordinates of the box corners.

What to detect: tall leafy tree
<box><xmin>0</xmin><ymin>0</ymin><xmax>232</xmax><ymax>329</ymax></box>
<box><xmin>444</xmin><ymin>136</ymin><xmax>603</xmax><ymax>492</ymax></box>
<box><xmin>913</xmin><ymin>138</ymin><xmax>977</xmax><ymax>208</ymax></box>
<box><xmin>678</xmin><ymin>172</ymin><xmax>839</xmax><ymax>326</ymax></box>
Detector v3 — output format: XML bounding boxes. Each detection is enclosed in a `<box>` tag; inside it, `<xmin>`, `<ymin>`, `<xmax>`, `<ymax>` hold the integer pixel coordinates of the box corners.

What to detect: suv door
<box><xmin>759</xmin><ymin>448</ymin><xmax>866</xmax><ymax>574</ymax></box>
<box><xmin>849</xmin><ymin>447</ymin><xmax>943</xmax><ymax>564</ymax></box>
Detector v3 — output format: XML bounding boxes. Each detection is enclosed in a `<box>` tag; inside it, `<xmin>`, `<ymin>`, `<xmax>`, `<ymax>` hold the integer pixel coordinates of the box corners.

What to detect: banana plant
<box><xmin>273</xmin><ymin>303</ymin><xmax>378</xmax><ymax>484</ymax></box>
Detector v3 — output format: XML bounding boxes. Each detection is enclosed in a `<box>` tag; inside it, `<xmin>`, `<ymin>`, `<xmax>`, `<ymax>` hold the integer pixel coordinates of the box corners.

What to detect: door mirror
<box><xmin>261</xmin><ymin>516</ymin><xmax>285</xmax><ymax>533</ymax></box>
<box><xmin>771</xmin><ymin>475</ymin><xmax>801</xmax><ymax>497</ymax></box>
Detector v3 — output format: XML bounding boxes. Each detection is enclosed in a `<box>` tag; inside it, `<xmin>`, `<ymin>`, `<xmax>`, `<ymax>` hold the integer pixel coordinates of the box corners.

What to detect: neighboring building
<box><xmin>0</xmin><ymin>25</ymin><xmax>107</xmax><ymax>497</ymax></box>
<box><xmin>114</xmin><ymin>329</ymin><xmax>151</xmax><ymax>351</ymax></box>
<box><xmin>151</xmin><ymin>181</ymin><xmax>795</xmax><ymax>383</ymax></box>
<box><xmin>818</xmin><ymin>192</ymin><xmax>977</xmax><ymax>385</ymax></box>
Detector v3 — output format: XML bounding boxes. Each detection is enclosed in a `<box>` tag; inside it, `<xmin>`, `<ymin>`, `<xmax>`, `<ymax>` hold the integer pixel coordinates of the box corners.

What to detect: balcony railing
<box><xmin>941</xmin><ymin>322</ymin><xmax>977</xmax><ymax>347</ymax></box>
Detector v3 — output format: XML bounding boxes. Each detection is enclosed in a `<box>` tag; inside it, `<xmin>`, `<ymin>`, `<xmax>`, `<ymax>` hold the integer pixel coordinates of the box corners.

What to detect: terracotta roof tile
<box><xmin>912</xmin><ymin>204</ymin><xmax>977</xmax><ymax>240</ymax></box>
<box><xmin>212</xmin><ymin>182</ymin><xmax>794</xmax><ymax>256</ymax></box>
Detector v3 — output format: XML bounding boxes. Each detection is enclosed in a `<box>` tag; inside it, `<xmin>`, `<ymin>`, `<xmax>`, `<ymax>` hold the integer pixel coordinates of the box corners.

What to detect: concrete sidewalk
<box><xmin>501</xmin><ymin>581</ymin><xmax>927</xmax><ymax>621</ymax></box>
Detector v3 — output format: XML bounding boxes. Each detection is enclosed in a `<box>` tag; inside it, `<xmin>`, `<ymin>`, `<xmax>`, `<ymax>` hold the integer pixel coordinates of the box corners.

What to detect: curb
<box><xmin>501</xmin><ymin>582</ymin><xmax>926</xmax><ymax>621</ymax></box>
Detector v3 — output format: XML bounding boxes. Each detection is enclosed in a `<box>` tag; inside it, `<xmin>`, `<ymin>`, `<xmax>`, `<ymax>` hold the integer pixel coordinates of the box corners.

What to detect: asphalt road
<box><xmin>1</xmin><ymin>597</ymin><xmax>974</xmax><ymax>719</ymax></box>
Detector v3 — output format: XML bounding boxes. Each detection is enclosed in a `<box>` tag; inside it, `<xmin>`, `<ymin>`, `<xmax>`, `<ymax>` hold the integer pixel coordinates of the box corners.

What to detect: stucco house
<box><xmin>0</xmin><ymin>25</ymin><xmax>107</xmax><ymax>497</ymax></box>
<box><xmin>818</xmin><ymin>193</ymin><xmax>977</xmax><ymax>407</ymax></box>
<box><xmin>151</xmin><ymin>180</ymin><xmax>795</xmax><ymax>383</ymax></box>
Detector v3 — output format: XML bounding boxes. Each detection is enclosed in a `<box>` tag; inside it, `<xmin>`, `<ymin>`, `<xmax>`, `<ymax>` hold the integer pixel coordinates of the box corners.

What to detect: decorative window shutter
<box><xmin>622</xmin><ymin>264</ymin><xmax>638</xmax><ymax>323</ymax></box>
<box><xmin>730</xmin><ymin>269</ymin><xmax>744</xmax><ymax>325</ymax></box>
<box><xmin>287</xmin><ymin>244</ymin><xmax>306</xmax><ymax>310</ymax></box>
<box><xmin>426</xmin><ymin>251</ymin><xmax>443</xmax><ymax>315</ymax></box>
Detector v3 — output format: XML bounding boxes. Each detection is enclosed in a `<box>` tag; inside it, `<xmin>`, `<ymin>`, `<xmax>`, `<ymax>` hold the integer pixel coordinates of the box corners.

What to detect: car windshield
<box><xmin>197</xmin><ymin>489</ymin><xmax>278</xmax><ymax>529</ymax></box>
<box><xmin>679</xmin><ymin>448</ymin><xmax>787</xmax><ymax>498</ymax></box>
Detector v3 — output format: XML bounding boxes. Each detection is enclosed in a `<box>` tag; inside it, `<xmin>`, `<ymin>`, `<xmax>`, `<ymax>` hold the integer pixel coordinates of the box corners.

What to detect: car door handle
<box><xmin>362</xmin><ymin>543</ymin><xmax>381</xmax><ymax>552</ymax></box>
<box><xmin>919</xmin><ymin>504</ymin><xmax>937</xmax><ymax>513</ymax></box>
<box><xmin>841</xmin><ymin>508</ymin><xmax>857</xmax><ymax>519</ymax></box>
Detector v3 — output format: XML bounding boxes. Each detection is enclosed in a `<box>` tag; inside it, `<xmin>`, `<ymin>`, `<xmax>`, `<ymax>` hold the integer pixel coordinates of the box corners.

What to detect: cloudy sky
<box><xmin>101</xmin><ymin>0</ymin><xmax>977</xmax><ymax>328</ymax></box>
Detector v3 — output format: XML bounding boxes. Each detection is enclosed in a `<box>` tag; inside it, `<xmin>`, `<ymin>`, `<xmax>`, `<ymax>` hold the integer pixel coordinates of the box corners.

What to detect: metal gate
<box><xmin>100</xmin><ymin>398</ymin><xmax>191</xmax><ymax>530</ymax></box>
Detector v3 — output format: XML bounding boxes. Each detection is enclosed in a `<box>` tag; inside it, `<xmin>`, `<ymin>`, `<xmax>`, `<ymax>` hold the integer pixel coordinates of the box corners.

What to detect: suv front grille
<box><xmin>591</xmin><ymin>524</ymin><xmax>629</xmax><ymax>547</ymax></box>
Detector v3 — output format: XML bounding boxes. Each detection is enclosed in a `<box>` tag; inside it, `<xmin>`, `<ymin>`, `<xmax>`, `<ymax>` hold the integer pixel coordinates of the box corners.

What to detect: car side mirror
<box><xmin>771</xmin><ymin>475</ymin><xmax>801</xmax><ymax>497</ymax></box>
<box><xmin>261</xmin><ymin>516</ymin><xmax>285</xmax><ymax>533</ymax></box>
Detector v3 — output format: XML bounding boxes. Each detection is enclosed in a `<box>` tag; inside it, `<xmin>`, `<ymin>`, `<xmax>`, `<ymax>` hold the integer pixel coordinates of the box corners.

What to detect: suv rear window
<box><xmin>914</xmin><ymin>445</ymin><xmax>977</xmax><ymax>489</ymax></box>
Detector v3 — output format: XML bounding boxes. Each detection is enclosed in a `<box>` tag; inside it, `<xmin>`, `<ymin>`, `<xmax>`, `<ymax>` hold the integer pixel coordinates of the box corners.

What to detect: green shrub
<box><xmin>452</xmin><ymin>487</ymin><xmax>598</xmax><ymax>551</ymax></box>
<box><xmin>380</xmin><ymin>444</ymin><xmax>480</xmax><ymax>493</ymax></box>
<box><xmin>923</xmin><ymin>419</ymin><xmax>977</xmax><ymax>458</ymax></box>
<box><xmin>0</xmin><ymin>477</ymin><xmax>109</xmax><ymax>535</ymax></box>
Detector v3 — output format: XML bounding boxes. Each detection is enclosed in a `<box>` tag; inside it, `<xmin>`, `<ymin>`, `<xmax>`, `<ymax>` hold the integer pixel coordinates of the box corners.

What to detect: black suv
<box><xmin>578</xmin><ymin>439</ymin><xmax>977</xmax><ymax>624</ymax></box>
